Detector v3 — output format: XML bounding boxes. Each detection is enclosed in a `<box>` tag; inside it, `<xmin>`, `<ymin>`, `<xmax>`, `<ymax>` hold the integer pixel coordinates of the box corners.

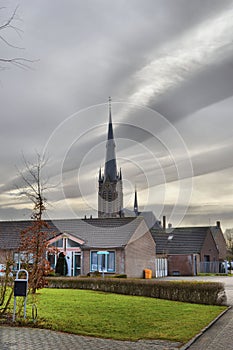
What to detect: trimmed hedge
<box><xmin>45</xmin><ymin>277</ymin><xmax>226</xmax><ymax>305</ymax></box>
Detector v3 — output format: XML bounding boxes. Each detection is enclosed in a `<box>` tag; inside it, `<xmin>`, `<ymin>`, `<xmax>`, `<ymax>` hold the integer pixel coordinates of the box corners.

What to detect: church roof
<box><xmin>122</xmin><ymin>209</ymin><xmax>161</xmax><ymax>230</ymax></box>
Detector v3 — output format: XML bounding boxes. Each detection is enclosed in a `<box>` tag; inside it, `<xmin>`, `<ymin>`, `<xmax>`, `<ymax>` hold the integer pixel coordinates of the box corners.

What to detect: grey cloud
<box><xmin>152</xmin><ymin>58</ymin><xmax>233</xmax><ymax>122</ymax></box>
<box><xmin>1</xmin><ymin>0</ymin><xmax>233</xmax><ymax>228</ymax></box>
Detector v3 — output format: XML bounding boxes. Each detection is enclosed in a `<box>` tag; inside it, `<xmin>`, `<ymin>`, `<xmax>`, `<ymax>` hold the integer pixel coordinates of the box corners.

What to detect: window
<box><xmin>90</xmin><ymin>251</ymin><xmax>115</xmax><ymax>273</ymax></box>
<box><xmin>47</xmin><ymin>253</ymin><xmax>56</xmax><ymax>269</ymax></box>
<box><xmin>50</xmin><ymin>239</ymin><xmax>63</xmax><ymax>248</ymax></box>
<box><xmin>13</xmin><ymin>252</ymin><xmax>34</xmax><ymax>270</ymax></box>
<box><xmin>67</xmin><ymin>239</ymin><xmax>80</xmax><ymax>248</ymax></box>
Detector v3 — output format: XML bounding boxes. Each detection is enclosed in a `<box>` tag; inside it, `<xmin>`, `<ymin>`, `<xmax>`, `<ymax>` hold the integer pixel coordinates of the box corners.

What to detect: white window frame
<box><xmin>13</xmin><ymin>252</ymin><xmax>34</xmax><ymax>270</ymax></box>
<box><xmin>90</xmin><ymin>250</ymin><xmax>116</xmax><ymax>273</ymax></box>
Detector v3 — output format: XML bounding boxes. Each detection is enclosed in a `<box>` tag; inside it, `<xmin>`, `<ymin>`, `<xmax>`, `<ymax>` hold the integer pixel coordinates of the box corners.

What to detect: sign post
<box><xmin>13</xmin><ymin>269</ymin><xmax>29</xmax><ymax>322</ymax></box>
<box><xmin>97</xmin><ymin>251</ymin><xmax>109</xmax><ymax>278</ymax></box>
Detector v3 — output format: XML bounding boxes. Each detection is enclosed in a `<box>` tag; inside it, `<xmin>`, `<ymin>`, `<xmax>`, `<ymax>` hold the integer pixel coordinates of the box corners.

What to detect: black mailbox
<box><xmin>13</xmin><ymin>269</ymin><xmax>29</xmax><ymax>322</ymax></box>
<box><xmin>14</xmin><ymin>279</ymin><xmax>28</xmax><ymax>297</ymax></box>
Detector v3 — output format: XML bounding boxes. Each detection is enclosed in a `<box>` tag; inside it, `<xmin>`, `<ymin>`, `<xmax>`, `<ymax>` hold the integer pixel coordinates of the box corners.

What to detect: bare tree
<box><xmin>0</xmin><ymin>252</ymin><xmax>14</xmax><ymax>316</ymax></box>
<box><xmin>0</xmin><ymin>4</ymin><xmax>33</xmax><ymax>69</ymax></box>
<box><xmin>18</xmin><ymin>153</ymin><xmax>48</xmax><ymax>220</ymax></box>
<box><xmin>17</xmin><ymin>153</ymin><xmax>54</xmax><ymax>294</ymax></box>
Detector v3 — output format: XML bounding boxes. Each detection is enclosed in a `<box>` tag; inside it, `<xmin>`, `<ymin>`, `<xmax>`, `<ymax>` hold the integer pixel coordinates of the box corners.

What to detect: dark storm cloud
<box><xmin>153</xmin><ymin>58</ymin><xmax>233</xmax><ymax>122</ymax></box>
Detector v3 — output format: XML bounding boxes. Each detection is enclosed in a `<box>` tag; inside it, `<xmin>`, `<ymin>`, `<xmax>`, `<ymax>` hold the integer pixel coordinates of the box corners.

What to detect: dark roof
<box><xmin>0</xmin><ymin>220</ymin><xmax>60</xmax><ymax>250</ymax></box>
<box><xmin>210</xmin><ymin>226</ymin><xmax>223</xmax><ymax>241</ymax></box>
<box><xmin>51</xmin><ymin>217</ymin><xmax>145</xmax><ymax>248</ymax></box>
<box><xmin>0</xmin><ymin>217</ymin><xmax>146</xmax><ymax>250</ymax></box>
<box><xmin>122</xmin><ymin>209</ymin><xmax>162</xmax><ymax>230</ymax></box>
<box><xmin>151</xmin><ymin>226</ymin><xmax>212</xmax><ymax>254</ymax></box>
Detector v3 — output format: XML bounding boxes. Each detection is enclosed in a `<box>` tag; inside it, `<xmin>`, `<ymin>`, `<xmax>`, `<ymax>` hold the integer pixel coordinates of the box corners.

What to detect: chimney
<box><xmin>216</xmin><ymin>221</ymin><xmax>220</xmax><ymax>228</ymax></box>
<box><xmin>163</xmin><ymin>216</ymin><xmax>166</xmax><ymax>230</ymax></box>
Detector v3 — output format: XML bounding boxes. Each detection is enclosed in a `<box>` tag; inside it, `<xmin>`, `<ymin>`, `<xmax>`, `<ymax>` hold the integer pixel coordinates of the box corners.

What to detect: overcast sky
<box><xmin>1</xmin><ymin>0</ymin><xmax>233</xmax><ymax>231</ymax></box>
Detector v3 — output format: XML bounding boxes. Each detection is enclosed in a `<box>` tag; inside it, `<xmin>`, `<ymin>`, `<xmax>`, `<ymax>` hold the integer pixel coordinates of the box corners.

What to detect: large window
<box><xmin>90</xmin><ymin>251</ymin><xmax>115</xmax><ymax>273</ymax></box>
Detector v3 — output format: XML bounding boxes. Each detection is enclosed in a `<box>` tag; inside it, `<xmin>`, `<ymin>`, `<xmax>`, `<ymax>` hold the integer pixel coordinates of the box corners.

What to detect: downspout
<box><xmin>121</xmin><ymin>246</ymin><xmax>125</xmax><ymax>274</ymax></box>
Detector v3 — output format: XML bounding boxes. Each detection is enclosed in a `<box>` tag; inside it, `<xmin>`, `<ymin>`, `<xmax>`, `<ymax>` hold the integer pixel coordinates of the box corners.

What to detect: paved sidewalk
<box><xmin>183</xmin><ymin>307</ymin><xmax>233</xmax><ymax>350</ymax></box>
<box><xmin>172</xmin><ymin>275</ymin><xmax>233</xmax><ymax>350</ymax></box>
<box><xmin>0</xmin><ymin>326</ymin><xmax>181</xmax><ymax>350</ymax></box>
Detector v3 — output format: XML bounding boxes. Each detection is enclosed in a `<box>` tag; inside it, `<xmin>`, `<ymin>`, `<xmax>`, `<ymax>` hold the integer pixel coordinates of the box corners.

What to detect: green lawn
<box><xmin>22</xmin><ymin>288</ymin><xmax>227</xmax><ymax>343</ymax></box>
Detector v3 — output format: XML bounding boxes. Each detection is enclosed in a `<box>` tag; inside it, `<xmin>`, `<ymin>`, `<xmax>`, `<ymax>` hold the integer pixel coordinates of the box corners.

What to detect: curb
<box><xmin>180</xmin><ymin>305</ymin><xmax>231</xmax><ymax>350</ymax></box>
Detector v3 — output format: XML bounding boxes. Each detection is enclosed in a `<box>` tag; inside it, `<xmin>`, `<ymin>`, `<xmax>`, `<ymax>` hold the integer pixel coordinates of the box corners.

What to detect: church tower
<box><xmin>98</xmin><ymin>98</ymin><xmax>123</xmax><ymax>218</ymax></box>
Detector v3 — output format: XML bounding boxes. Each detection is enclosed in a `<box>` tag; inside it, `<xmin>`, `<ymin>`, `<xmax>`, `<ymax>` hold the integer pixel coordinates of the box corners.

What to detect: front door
<box><xmin>66</xmin><ymin>251</ymin><xmax>72</xmax><ymax>276</ymax></box>
<box><xmin>58</xmin><ymin>252</ymin><xmax>81</xmax><ymax>276</ymax></box>
<box><xmin>60</xmin><ymin>251</ymin><xmax>82</xmax><ymax>276</ymax></box>
<box><xmin>74</xmin><ymin>253</ymin><xmax>81</xmax><ymax>276</ymax></box>
<box><xmin>204</xmin><ymin>255</ymin><xmax>210</xmax><ymax>273</ymax></box>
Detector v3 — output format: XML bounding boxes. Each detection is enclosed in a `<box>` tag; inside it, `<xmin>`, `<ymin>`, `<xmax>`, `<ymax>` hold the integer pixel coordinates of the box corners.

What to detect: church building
<box><xmin>98</xmin><ymin>98</ymin><xmax>123</xmax><ymax>218</ymax></box>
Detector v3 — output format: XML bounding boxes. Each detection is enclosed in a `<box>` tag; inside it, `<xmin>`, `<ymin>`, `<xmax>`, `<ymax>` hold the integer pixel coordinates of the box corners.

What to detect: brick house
<box><xmin>151</xmin><ymin>222</ymin><xmax>227</xmax><ymax>276</ymax></box>
<box><xmin>0</xmin><ymin>216</ymin><xmax>156</xmax><ymax>278</ymax></box>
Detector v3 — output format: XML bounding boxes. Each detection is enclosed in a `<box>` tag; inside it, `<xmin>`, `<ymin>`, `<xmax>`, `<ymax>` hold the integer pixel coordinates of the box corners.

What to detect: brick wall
<box><xmin>201</xmin><ymin>229</ymin><xmax>219</xmax><ymax>262</ymax></box>
<box><xmin>125</xmin><ymin>231</ymin><xmax>156</xmax><ymax>278</ymax></box>
<box><xmin>211</xmin><ymin>227</ymin><xmax>227</xmax><ymax>261</ymax></box>
<box><xmin>82</xmin><ymin>250</ymin><xmax>90</xmax><ymax>275</ymax></box>
<box><xmin>168</xmin><ymin>254</ymin><xmax>195</xmax><ymax>276</ymax></box>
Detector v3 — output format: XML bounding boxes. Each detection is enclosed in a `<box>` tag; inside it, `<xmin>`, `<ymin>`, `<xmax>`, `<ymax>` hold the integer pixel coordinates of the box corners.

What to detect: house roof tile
<box><xmin>151</xmin><ymin>226</ymin><xmax>211</xmax><ymax>254</ymax></box>
<box><xmin>0</xmin><ymin>217</ymin><xmax>145</xmax><ymax>250</ymax></box>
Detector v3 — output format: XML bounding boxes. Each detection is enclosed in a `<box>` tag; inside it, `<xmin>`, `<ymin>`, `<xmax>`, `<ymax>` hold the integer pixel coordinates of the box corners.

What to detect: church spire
<box><xmin>104</xmin><ymin>97</ymin><xmax>117</xmax><ymax>181</ymax></box>
<box><xmin>99</xmin><ymin>166</ymin><xmax>102</xmax><ymax>181</ymax></box>
<box><xmin>107</xmin><ymin>96</ymin><xmax>114</xmax><ymax>140</ymax></box>
<box><xmin>134</xmin><ymin>186</ymin><xmax>139</xmax><ymax>215</ymax></box>
<box><xmin>98</xmin><ymin>97</ymin><xmax>123</xmax><ymax>218</ymax></box>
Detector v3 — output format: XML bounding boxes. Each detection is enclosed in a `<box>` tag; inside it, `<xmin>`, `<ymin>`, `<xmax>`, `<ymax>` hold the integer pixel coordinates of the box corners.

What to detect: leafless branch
<box><xmin>17</xmin><ymin>152</ymin><xmax>51</xmax><ymax>220</ymax></box>
<box><xmin>0</xmin><ymin>5</ymin><xmax>35</xmax><ymax>70</ymax></box>
<box><xmin>0</xmin><ymin>58</ymin><xmax>37</xmax><ymax>70</ymax></box>
<box><xmin>0</xmin><ymin>5</ymin><xmax>19</xmax><ymax>30</ymax></box>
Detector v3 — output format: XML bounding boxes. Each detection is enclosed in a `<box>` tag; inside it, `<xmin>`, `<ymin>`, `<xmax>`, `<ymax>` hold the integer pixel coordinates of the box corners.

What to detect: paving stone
<box><xmin>0</xmin><ymin>327</ymin><xmax>181</xmax><ymax>350</ymax></box>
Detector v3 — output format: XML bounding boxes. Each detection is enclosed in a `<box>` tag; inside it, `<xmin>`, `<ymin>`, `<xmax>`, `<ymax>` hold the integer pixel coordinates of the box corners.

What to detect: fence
<box><xmin>155</xmin><ymin>258</ymin><xmax>168</xmax><ymax>278</ymax></box>
<box><xmin>199</xmin><ymin>261</ymin><xmax>228</xmax><ymax>274</ymax></box>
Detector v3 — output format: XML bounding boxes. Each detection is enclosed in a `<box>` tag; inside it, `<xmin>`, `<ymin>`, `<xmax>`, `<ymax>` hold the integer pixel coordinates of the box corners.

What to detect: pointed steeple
<box><xmin>119</xmin><ymin>168</ymin><xmax>122</xmax><ymax>180</ymax></box>
<box><xmin>98</xmin><ymin>97</ymin><xmax>124</xmax><ymax>218</ymax></box>
<box><xmin>134</xmin><ymin>186</ymin><xmax>139</xmax><ymax>215</ymax></box>
<box><xmin>107</xmin><ymin>96</ymin><xmax>114</xmax><ymax>140</ymax></box>
<box><xmin>99</xmin><ymin>166</ymin><xmax>102</xmax><ymax>181</ymax></box>
<box><xmin>104</xmin><ymin>97</ymin><xmax>117</xmax><ymax>181</ymax></box>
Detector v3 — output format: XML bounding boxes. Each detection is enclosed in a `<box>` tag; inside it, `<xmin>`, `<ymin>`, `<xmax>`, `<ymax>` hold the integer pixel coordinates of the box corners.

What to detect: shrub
<box><xmin>45</xmin><ymin>277</ymin><xmax>226</xmax><ymax>305</ymax></box>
